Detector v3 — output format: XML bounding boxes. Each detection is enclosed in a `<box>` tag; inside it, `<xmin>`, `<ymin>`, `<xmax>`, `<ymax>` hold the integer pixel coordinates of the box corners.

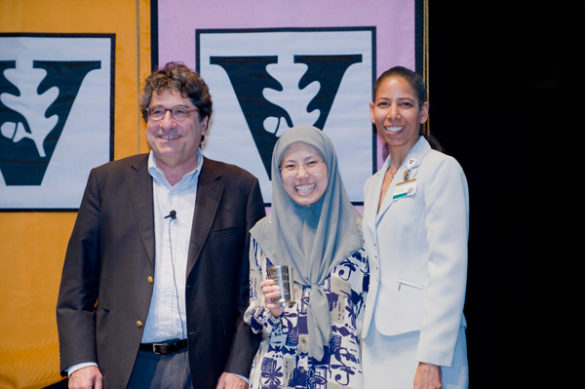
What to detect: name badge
<box><xmin>393</xmin><ymin>179</ymin><xmax>417</xmax><ymax>199</ymax></box>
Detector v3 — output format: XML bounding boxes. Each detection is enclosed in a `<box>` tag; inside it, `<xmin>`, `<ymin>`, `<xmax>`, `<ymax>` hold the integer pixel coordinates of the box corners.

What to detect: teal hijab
<box><xmin>250</xmin><ymin>125</ymin><xmax>363</xmax><ymax>361</ymax></box>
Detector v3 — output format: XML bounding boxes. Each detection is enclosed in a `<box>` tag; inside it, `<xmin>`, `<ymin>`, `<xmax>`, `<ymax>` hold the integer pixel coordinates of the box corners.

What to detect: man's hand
<box><xmin>215</xmin><ymin>372</ymin><xmax>248</xmax><ymax>389</ymax></box>
<box><xmin>413</xmin><ymin>362</ymin><xmax>442</xmax><ymax>389</ymax></box>
<box><xmin>68</xmin><ymin>366</ymin><xmax>103</xmax><ymax>389</ymax></box>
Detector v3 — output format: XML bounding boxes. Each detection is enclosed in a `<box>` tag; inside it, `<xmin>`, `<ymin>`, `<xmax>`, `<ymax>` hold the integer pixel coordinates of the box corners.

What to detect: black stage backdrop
<box><xmin>428</xmin><ymin>1</ymin><xmax>584</xmax><ymax>387</ymax></box>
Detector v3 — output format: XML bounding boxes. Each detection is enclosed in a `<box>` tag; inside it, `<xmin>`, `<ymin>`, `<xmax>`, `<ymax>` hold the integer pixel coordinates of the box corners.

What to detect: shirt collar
<box><xmin>380</xmin><ymin>136</ymin><xmax>430</xmax><ymax>172</ymax></box>
<box><xmin>147</xmin><ymin>149</ymin><xmax>203</xmax><ymax>188</ymax></box>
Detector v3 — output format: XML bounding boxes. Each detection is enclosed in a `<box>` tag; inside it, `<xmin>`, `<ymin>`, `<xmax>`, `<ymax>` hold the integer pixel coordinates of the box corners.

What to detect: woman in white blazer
<box><xmin>361</xmin><ymin>66</ymin><xmax>469</xmax><ymax>389</ymax></box>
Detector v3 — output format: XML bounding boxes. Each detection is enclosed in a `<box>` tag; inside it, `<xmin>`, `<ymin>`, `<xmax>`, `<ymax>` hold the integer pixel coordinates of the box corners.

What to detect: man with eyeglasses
<box><xmin>57</xmin><ymin>62</ymin><xmax>265</xmax><ymax>389</ymax></box>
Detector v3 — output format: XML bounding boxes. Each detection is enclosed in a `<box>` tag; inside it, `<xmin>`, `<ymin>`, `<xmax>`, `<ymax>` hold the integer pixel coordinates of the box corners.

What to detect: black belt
<box><xmin>139</xmin><ymin>339</ymin><xmax>188</xmax><ymax>354</ymax></box>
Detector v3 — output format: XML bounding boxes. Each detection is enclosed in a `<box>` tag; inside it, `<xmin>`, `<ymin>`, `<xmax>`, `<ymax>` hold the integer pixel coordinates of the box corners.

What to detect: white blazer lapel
<box><xmin>370</xmin><ymin>156</ymin><xmax>391</xmax><ymax>227</ymax></box>
<box><xmin>375</xmin><ymin>137</ymin><xmax>431</xmax><ymax>223</ymax></box>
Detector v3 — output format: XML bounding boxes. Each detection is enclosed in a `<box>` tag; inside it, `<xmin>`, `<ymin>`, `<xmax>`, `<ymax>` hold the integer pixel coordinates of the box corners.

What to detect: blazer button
<box><xmin>147</xmin><ymin>276</ymin><xmax>154</xmax><ymax>284</ymax></box>
<box><xmin>136</xmin><ymin>320</ymin><xmax>143</xmax><ymax>328</ymax></box>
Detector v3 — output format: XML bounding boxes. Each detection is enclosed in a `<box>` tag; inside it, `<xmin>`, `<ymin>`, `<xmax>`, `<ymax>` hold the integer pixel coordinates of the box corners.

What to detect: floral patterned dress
<box><xmin>245</xmin><ymin>238</ymin><xmax>369</xmax><ymax>389</ymax></box>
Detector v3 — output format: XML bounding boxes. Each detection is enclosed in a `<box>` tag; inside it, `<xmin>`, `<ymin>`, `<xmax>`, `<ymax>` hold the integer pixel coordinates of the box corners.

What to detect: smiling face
<box><xmin>145</xmin><ymin>88</ymin><xmax>208</xmax><ymax>174</ymax></box>
<box><xmin>370</xmin><ymin>75</ymin><xmax>429</xmax><ymax>154</ymax></box>
<box><xmin>280</xmin><ymin>142</ymin><xmax>329</xmax><ymax>206</ymax></box>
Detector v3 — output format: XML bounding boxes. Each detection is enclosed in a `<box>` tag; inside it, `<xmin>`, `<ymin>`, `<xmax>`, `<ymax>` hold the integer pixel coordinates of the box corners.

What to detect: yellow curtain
<box><xmin>0</xmin><ymin>1</ymin><xmax>151</xmax><ymax>387</ymax></box>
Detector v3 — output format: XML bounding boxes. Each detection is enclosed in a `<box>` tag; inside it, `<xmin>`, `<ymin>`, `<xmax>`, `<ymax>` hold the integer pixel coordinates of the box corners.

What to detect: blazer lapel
<box><xmin>376</xmin><ymin>137</ymin><xmax>431</xmax><ymax>224</ymax></box>
<box><xmin>187</xmin><ymin>157</ymin><xmax>224</xmax><ymax>276</ymax></box>
<box><xmin>127</xmin><ymin>155</ymin><xmax>155</xmax><ymax>266</ymax></box>
<box><xmin>374</xmin><ymin>156</ymin><xmax>394</xmax><ymax>225</ymax></box>
<box><xmin>364</xmin><ymin>177</ymin><xmax>380</xmax><ymax>234</ymax></box>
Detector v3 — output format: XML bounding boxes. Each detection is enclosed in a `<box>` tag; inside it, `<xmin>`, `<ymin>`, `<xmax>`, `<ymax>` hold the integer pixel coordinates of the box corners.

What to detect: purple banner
<box><xmin>156</xmin><ymin>0</ymin><xmax>417</xmax><ymax>203</ymax></box>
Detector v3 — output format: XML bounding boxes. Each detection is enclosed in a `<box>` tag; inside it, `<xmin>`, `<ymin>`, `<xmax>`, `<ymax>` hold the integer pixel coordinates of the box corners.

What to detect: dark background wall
<box><xmin>428</xmin><ymin>1</ymin><xmax>584</xmax><ymax>387</ymax></box>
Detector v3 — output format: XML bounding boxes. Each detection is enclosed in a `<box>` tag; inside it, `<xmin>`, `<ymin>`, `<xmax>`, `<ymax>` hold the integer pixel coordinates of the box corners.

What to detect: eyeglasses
<box><xmin>280</xmin><ymin>159</ymin><xmax>325</xmax><ymax>175</ymax></box>
<box><xmin>146</xmin><ymin>105</ymin><xmax>199</xmax><ymax>121</ymax></box>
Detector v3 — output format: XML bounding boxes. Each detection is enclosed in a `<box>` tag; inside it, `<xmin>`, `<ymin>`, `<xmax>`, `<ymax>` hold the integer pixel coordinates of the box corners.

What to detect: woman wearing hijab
<box><xmin>244</xmin><ymin>125</ymin><xmax>368</xmax><ymax>389</ymax></box>
<box><xmin>361</xmin><ymin>66</ymin><xmax>469</xmax><ymax>389</ymax></box>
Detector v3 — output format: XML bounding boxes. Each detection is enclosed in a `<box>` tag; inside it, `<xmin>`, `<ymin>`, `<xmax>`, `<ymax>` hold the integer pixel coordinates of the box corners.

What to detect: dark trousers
<box><xmin>127</xmin><ymin>349</ymin><xmax>192</xmax><ymax>389</ymax></box>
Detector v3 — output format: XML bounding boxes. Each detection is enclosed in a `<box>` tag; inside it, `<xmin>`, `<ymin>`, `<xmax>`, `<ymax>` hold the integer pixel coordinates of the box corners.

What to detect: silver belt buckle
<box><xmin>151</xmin><ymin>343</ymin><xmax>163</xmax><ymax>354</ymax></box>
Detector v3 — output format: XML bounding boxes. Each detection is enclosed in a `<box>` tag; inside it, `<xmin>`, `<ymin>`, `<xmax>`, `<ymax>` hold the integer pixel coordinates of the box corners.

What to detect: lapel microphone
<box><xmin>165</xmin><ymin>210</ymin><xmax>177</xmax><ymax>220</ymax></box>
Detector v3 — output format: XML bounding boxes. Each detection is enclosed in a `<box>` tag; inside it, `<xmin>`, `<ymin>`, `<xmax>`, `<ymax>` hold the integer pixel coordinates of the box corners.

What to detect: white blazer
<box><xmin>361</xmin><ymin>137</ymin><xmax>469</xmax><ymax>367</ymax></box>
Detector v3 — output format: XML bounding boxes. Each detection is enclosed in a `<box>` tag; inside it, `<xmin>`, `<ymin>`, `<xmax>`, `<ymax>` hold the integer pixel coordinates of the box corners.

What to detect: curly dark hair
<box><xmin>140</xmin><ymin>62</ymin><xmax>212</xmax><ymax>122</ymax></box>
